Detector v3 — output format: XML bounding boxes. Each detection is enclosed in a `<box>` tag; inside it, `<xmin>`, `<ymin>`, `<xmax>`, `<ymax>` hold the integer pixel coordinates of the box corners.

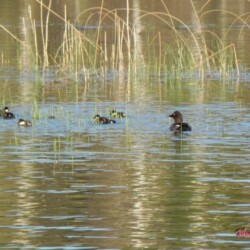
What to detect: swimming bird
<box><xmin>18</xmin><ymin>119</ymin><xmax>32</xmax><ymax>127</ymax></box>
<box><xmin>93</xmin><ymin>114</ymin><xmax>116</xmax><ymax>124</ymax></box>
<box><xmin>169</xmin><ymin>110</ymin><xmax>192</xmax><ymax>132</ymax></box>
<box><xmin>3</xmin><ymin>107</ymin><xmax>15</xmax><ymax>119</ymax></box>
<box><xmin>110</xmin><ymin>110</ymin><xmax>126</xmax><ymax>118</ymax></box>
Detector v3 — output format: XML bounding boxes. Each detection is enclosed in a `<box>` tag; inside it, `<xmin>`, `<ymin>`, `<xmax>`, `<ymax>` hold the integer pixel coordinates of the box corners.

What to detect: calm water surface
<box><xmin>0</xmin><ymin>96</ymin><xmax>249</xmax><ymax>249</ymax></box>
<box><xmin>0</xmin><ymin>0</ymin><xmax>250</xmax><ymax>249</ymax></box>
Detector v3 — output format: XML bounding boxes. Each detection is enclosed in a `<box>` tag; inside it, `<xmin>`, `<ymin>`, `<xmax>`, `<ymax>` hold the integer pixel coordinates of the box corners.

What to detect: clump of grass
<box><xmin>0</xmin><ymin>0</ymin><xmax>247</xmax><ymax>81</ymax></box>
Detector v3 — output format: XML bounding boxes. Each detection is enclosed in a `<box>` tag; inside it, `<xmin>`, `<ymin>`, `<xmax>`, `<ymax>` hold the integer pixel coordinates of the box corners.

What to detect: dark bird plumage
<box><xmin>110</xmin><ymin>110</ymin><xmax>126</xmax><ymax>118</ymax></box>
<box><xmin>3</xmin><ymin>107</ymin><xmax>15</xmax><ymax>119</ymax></box>
<box><xmin>169</xmin><ymin>110</ymin><xmax>192</xmax><ymax>132</ymax></box>
<box><xmin>18</xmin><ymin>119</ymin><xmax>32</xmax><ymax>127</ymax></box>
<box><xmin>93</xmin><ymin>114</ymin><xmax>116</xmax><ymax>124</ymax></box>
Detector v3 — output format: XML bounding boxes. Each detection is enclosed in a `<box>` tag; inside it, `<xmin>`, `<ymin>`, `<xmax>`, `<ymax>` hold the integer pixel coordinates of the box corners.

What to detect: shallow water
<box><xmin>1</xmin><ymin>0</ymin><xmax>250</xmax><ymax>249</ymax></box>
<box><xmin>0</xmin><ymin>98</ymin><xmax>249</xmax><ymax>249</ymax></box>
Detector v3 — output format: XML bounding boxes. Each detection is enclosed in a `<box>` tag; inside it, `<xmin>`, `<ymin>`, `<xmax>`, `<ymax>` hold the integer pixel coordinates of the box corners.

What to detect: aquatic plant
<box><xmin>53</xmin><ymin>137</ymin><xmax>61</xmax><ymax>158</ymax></box>
<box><xmin>0</xmin><ymin>0</ymin><xmax>247</xmax><ymax>82</ymax></box>
<box><xmin>32</xmin><ymin>97</ymin><xmax>40</xmax><ymax>119</ymax></box>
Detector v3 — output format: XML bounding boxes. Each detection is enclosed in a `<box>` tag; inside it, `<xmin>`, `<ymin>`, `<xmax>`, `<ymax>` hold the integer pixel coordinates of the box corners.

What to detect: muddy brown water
<box><xmin>0</xmin><ymin>1</ymin><xmax>250</xmax><ymax>249</ymax></box>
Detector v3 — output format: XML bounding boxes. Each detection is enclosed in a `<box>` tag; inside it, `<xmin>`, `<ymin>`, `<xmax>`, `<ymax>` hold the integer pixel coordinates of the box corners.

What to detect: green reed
<box><xmin>32</xmin><ymin>97</ymin><xmax>40</xmax><ymax>119</ymax></box>
<box><xmin>0</xmin><ymin>0</ymin><xmax>246</xmax><ymax>81</ymax></box>
<box><xmin>52</xmin><ymin>137</ymin><xmax>60</xmax><ymax>163</ymax></box>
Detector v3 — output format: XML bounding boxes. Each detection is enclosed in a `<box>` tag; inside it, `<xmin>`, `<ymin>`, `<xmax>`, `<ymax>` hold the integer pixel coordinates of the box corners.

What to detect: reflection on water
<box><xmin>0</xmin><ymin>99</ymin><xmax>249</xmax><ymax>249</ymax></box>
<box><xmin>0</xmin><ymin>0</ymin><xmax>250</xmax><ymax>248</ymax></box>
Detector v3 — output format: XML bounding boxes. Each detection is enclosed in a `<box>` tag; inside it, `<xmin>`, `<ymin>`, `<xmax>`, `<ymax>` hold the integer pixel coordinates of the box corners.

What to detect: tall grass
<box><xmin>1</xmin><ymin>0</ymin><xmax>247</xmax><ymax>81</ymax></box>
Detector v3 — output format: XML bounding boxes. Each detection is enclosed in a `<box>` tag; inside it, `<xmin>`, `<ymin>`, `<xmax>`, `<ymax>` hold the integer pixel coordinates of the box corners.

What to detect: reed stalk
<box><xmin>32</xmin><ymin>97</ymin><xmax>40</xmax><ymax>119</ymax></box>
<box><xmin>0</xmin><ymin>0</ymin><xmax>246</xmax><ymax>81</ymax></box>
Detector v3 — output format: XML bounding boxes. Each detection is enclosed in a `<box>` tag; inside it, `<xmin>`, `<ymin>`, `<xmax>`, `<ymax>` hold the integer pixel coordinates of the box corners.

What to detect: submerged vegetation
<box><xmin>0</xmin><ymin>0</ymin><xmax>249</xmax><ymax>82</ymax></box>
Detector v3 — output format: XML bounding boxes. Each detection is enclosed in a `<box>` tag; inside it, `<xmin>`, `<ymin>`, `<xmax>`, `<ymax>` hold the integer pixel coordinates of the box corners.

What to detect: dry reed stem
<box><xmin>0</xmin><ymin>0</ymin><xmax>245</xmax><ymax>81</ymax></box>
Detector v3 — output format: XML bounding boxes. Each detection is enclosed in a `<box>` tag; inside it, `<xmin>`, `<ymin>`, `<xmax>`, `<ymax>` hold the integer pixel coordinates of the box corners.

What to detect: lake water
<box><xmin>0</xmin><ymin>1</ymin><xmax>250</xmax><ymax>249</ymax></box>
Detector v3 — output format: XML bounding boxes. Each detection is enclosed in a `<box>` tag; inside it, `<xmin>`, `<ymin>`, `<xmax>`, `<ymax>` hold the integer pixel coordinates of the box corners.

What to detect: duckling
<box><xmin>0</xmin><ymin>106</ymin><xmax>11</xmax><ymax>117</ymax></box>
<box><xmin>93</xmin><ymin>114</ymin><xmax>116</xmax><ymax>124</ymax></box>
<box><xmin>110</xmin><ymin>110</ymin><xmax>126</xmax><ymax>118</ymax></box>
<box><xmin>18</xmin><ymin>119</ymin><xmax>32</xmax><ymax>127</ymax></box>
<box><xmin>3</xmin><ymin>107</ymin><xmax>15</xmax><ymax>119</ymax></box>
<box><xmin>169</xmin><ymin>110</ymin><xmax>192</xmax><ymax>132</ymax></box>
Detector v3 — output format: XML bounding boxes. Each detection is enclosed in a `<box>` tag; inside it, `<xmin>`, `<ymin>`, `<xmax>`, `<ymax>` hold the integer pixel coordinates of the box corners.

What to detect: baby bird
<box><xmin>93</xmin><ymin>114</ymin><xmax>116</xmax><ymax>124</ymax></box>
<box><xmin>18</xmin><ymin>119</ymin><xmax>32</xmax><ymax>127</ymax></box>
<box><xmin>3</xmin><ymin>107</ymin><xmax>15</xmax><ymax>119</ymax></box>
<box><xmin>169</xmin><ymin>110</ymin><xmax>192</xmax><ymax>132</ymax></box>
<box><xmin>110</xmin><ymin>110</ymin><xmax>126</xmax><ymax>118</ymax></box>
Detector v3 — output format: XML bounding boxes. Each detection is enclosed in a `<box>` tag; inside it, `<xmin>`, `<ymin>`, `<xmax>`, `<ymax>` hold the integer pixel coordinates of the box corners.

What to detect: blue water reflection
<box><xmin>0</xmin><ymin>100</ymin><xmax>249</xmax><ymax>248</ymax></box>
